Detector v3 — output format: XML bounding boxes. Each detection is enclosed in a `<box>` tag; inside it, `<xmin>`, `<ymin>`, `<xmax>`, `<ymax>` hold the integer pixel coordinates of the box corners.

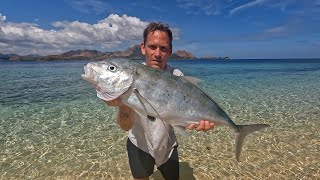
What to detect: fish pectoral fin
<box><xmin>132</xmin><ymin>88</ymin><xmax>161</xmax><ymax>119</ymax></box>
<box><xmin>133</xmin><ymin>88</ymin><xmax>172</xmax><ymax>142</ymax></box>
<box><xmin>172</xmin><ymin>125</ymin><xmax>188</xmax><ymax>136</ymax></box>
<box><xmin>181</xmin><ymin>76</ymin><xmax>203</xmax><ymax>87</ymax></box>
<box><xmin>135</xmin><ymin>111</ymin><xmax>154</xmax><ymax>149</ymax></box>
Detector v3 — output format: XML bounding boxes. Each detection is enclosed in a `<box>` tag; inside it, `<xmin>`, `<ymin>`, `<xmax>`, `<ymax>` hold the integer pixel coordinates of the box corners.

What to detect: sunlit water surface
<box><xmin>0</xmin><ymin>59</ymin><xmax>319</xmax><ymax>179</ymax></box>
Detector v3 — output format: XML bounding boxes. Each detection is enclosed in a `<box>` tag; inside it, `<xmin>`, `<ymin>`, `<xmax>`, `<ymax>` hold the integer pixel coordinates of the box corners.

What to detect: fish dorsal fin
<box><xmin>181</xmin><ymin>76</ymin><xmax>203</xmax><ymax>87</ymax></box>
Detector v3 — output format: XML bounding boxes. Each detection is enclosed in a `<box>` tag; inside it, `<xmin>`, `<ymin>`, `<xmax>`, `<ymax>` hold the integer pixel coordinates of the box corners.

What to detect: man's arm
<box><xmin>104</xmin><ymin>100</ymin><xmax>134</xmax><ymax>131</ymax></box>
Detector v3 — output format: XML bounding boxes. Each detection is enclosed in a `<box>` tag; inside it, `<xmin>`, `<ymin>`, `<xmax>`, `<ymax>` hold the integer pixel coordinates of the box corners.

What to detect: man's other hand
<box><xmin>187</xmin><ymin>120</ymin><xmax>214</xmax><ymax>132</ymax></box>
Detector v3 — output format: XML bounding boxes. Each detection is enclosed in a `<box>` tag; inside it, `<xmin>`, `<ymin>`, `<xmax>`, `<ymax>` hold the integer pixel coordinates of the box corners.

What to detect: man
<box><xmin>105</xmin><ymin>22</ymin><xmax>214</xmax><ymax>180</ymax></box>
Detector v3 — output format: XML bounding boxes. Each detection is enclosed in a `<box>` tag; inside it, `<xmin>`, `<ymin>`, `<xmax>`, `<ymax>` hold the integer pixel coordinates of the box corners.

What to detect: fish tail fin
<box><xmin>235</xmin><ymin>124</ymin><xmax>270</xmax><ymax>161</ymax></box>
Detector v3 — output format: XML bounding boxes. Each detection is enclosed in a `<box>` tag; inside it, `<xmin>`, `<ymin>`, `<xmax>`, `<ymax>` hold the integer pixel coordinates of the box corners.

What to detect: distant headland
<box><xmin>0</xmin><ymin>45</ymin><xmax>230</xmax><ymax>61</ymax></box>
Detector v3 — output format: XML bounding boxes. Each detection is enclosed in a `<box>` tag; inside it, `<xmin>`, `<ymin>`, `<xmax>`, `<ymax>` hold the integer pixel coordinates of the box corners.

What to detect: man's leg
<box><xmin>158</xmin><ymin>146</ymin><xmax>179</xmax><ymax>180</ymax></box>
<box><xmin>127</xmin><ymin>138</ymin><xmax>155</xmax><ymax>180</ymax></box>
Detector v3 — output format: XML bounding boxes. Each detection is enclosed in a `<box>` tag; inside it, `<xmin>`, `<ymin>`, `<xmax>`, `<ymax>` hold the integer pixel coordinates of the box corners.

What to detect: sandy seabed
<box><xmin>1</xmin><ymin>98</ymin><xmax>319</xmax><ymax>180</ymax></box>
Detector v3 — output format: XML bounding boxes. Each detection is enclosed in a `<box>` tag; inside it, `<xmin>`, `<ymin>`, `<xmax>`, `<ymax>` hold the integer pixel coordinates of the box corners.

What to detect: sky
<box><xmin>0</xmin><ymin>0</ymin><xmax>319</xmax><ymax>59</ymax></box>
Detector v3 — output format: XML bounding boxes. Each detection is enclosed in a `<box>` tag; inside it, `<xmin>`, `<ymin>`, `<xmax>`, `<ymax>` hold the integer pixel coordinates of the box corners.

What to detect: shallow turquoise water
<box><xmin>0</xmin><ymin>59</ymin><xmax>319</xmax><ymax>179</ymax></box>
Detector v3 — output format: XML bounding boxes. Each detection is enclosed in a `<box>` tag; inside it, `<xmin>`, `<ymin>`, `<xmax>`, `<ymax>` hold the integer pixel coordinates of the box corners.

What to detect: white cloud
<box><xmin>265</xmin><ymin>26</ymin><xmax>287</xmax><ymax>34</ymax></box>
<box><xmin>230</xmin><ymin>0</ymin><xmax>267</xmax><ymax>15</ymax></box>
<box><xmin>0</xmin><ymin>13</ymin><xmax>6</xmax><ymax>22</ymax></box>
<box><xmin>176</xmin><ymin>0</ymin><xmax>311</xmax><ymax>16</ymax></box>
<box><xmin>0</xmin><ymin>13</ymin><xmax>181</xmax><ymax>55</ymax></box>
<box><xmin>251</xmin><ymin>23</ymin><xmax>300</xmax><ymax>40</ymax></box>
<box><xmin>0</xmin><ymin>14</ymin><xmax>154</xmax><ymax>55</ymax></box>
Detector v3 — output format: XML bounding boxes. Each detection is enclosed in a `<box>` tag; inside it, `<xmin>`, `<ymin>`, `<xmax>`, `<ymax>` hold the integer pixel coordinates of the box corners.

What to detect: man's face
<box><xmin>141</xmin><ymin>30</ymin><xmax>172</xmax><ymax>70</ymax></box>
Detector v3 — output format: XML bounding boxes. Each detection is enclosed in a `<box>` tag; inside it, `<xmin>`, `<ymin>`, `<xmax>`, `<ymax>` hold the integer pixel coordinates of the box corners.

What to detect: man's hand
<box><xmin>187</xmin><ymin>120</ymin><xmax>214</xmax><ymax>132</ymax></box>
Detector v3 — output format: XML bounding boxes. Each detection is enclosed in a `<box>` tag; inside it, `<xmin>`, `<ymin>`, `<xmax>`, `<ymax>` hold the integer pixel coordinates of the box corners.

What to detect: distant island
<box><xmin>0</xmin><ymin>45</ymin><xmax>230</xmax><ymax>61</ymax></box>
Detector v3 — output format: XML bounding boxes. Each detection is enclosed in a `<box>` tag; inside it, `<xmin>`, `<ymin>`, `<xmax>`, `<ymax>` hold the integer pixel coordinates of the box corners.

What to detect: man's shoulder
<box><xmin>172</xmin><ymin>68</ymin><xmax>184</xmax><ymax>76</ymax></box>
<box><xmin>166</xmin><ymin>64</ymin><xmax>184</xmax><ymax>76</ymax></box>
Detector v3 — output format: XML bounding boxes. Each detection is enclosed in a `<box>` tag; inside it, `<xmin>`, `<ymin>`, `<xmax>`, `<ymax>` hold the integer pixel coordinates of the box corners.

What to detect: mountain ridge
<box><xmin>1</xmin><ymin>45</ymin><xmax>229</xmax><ymax>61</ymax></box>
<box><xmin>2</xmin><ymin>45</ymin><xmax>197</xmax><ymax>61</ymax></box>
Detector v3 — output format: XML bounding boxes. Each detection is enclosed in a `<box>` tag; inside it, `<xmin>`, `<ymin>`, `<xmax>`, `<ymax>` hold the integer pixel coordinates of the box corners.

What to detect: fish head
<box><xmin>82</xmin><ymin>59</ymin><xmax>134</xmax><ymax>101</ymax></box>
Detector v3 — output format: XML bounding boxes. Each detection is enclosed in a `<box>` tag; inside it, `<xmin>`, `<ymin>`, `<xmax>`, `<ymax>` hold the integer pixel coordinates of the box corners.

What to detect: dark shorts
<box><xmin>126</xmin><ymin>138</ymin><xmax>179</xmax><ymax>180</ymax></box>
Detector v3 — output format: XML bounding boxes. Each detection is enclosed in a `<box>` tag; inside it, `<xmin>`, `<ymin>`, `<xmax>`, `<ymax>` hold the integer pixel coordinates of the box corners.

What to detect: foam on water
<box><xmin>0</xmin><ymin>59</ymin><xmax>319</xmax><ymax>179</ymax></box>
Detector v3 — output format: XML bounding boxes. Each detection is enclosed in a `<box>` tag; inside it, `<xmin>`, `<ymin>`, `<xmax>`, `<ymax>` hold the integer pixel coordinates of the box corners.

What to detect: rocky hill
<box><xmin>39</xmin><ymin>49</ymin><xmax>104</xmax><ymax>61</ymax></box>
<box><xmin>104</xmin><ymin>45</ymin><xmax>145</xmax><ymax>60</ymax></box>
<box><xmin>2</xmin><ymin>45</ymin><xmax>198</xmax><ymax>61</ymax></box>
<box><xmin>170</xmin><ymin>50</ymin><xmax>197</xmax><ymax>59</ymax></box>
<box><xmin>0</xmin><ymin>53</ymin><xmax>19</xmax><ymax>60</ymax></box>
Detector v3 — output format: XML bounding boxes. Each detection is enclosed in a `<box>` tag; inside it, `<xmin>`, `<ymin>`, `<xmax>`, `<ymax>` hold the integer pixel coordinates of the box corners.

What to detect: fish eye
<box><xmin>108</xmin><ymin>65</ymin><xmax>117</xmax><ymax>72</ymax></box>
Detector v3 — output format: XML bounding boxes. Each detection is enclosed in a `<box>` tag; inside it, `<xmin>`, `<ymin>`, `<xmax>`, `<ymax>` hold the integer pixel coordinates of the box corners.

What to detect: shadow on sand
<box><xmin>151</xmin><ymin>162</ymin><xmax>196</xmax><ymax>180</ymax></box>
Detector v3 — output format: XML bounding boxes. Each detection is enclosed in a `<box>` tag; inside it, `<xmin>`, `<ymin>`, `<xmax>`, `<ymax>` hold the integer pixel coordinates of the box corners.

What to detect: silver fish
<box><xmin>81</xmin><ymin>59</ymin><xmax>270</xmax><ymax>161</ymax></box>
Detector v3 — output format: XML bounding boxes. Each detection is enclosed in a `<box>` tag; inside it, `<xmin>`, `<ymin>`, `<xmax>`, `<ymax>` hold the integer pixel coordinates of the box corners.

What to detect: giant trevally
<box><xmin>81</xmin><ymin>59</ymin><xmax>270</xmax><ymax>161</ymax></box>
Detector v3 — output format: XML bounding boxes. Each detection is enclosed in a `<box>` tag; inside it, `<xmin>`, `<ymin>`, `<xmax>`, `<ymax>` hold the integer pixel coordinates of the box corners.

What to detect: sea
<box><xmin>0</xmin><ymin>59</ymin><xmax>319</xmax><ymax>179</ymax></box>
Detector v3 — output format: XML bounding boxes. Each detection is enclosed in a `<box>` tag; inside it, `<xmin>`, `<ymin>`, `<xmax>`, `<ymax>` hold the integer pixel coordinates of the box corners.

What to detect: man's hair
<box><xmin>143</xmin><ymin>22</ymin><xmax>173</xmax><ymax>49</ymax></box>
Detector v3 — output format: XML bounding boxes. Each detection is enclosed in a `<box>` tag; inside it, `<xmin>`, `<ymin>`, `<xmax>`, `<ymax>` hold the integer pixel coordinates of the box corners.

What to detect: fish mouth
<box><xmin>81</xmin><ymin>62</ymin><xmax>100</xmax><ymax>86</ymax></box>
<box><xmin>81</xmin><ymin>74</ymin><xmax>98</xmax><ymax>86</ymax></box>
